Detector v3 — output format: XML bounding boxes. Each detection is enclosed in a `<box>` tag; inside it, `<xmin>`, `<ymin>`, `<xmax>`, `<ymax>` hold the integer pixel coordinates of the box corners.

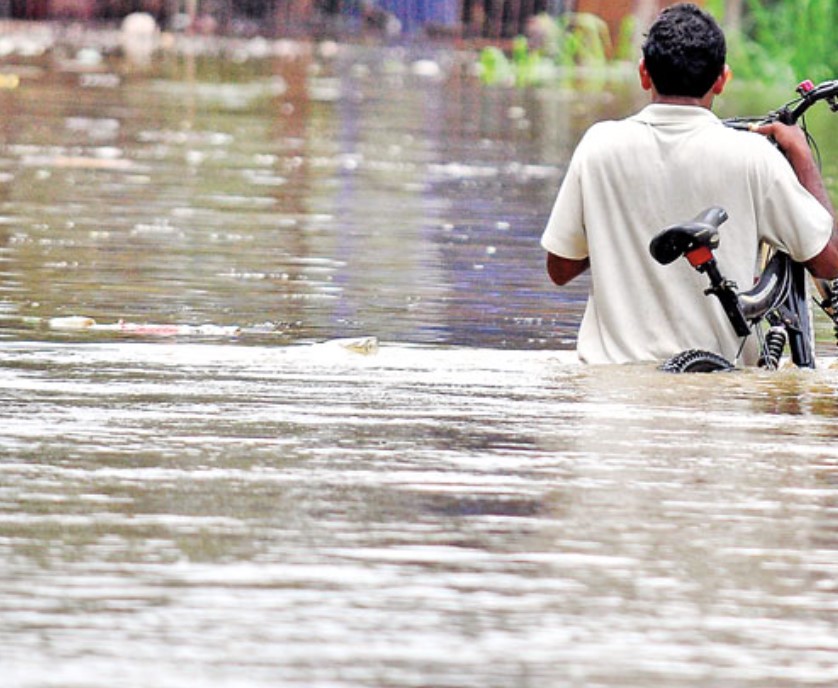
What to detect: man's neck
<box><xmin>651</xmin><ymin>93</ymin><xmax>714</xmax><ymax>109</ymax></box>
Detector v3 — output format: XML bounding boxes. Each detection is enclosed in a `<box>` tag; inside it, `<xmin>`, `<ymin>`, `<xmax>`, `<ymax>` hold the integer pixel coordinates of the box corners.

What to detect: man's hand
<box><xmin>750</xmin><ymin>120</ymin><xmax>811</xmax><ymax>162</ymax></box>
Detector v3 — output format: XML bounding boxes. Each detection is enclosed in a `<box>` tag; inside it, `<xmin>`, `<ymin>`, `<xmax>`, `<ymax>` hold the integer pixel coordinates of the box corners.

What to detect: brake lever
<box><xmin>774</xmin><ymin>106</ymin><xmax>795</xmax><ymax>126</ymax></box>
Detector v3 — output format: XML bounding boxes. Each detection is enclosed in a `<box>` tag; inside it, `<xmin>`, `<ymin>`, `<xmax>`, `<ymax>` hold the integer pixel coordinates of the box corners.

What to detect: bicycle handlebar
<box><xmin>786</xmin><ymin>79</ymin><xmax>838</xmax><ymax>123</ymax></box>
<box><xmin>723</xmin><ymin>78</ymin><xmax>838</xmax><ymax>129</ymax></box>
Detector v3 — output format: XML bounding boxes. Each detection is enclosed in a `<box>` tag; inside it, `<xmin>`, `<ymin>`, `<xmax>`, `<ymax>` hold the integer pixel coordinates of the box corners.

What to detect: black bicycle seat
<box><xmin>649</xmin><ymin>207</ymin><xmax>728</xmax><ymax>265</ymax></box>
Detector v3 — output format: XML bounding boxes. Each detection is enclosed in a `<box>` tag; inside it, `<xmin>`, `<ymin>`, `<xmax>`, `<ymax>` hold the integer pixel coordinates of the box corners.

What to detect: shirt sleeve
<box><xmin>540</xmin><ymin>147</ymin><xmax>589</xmax><ymax>260</ymax></box>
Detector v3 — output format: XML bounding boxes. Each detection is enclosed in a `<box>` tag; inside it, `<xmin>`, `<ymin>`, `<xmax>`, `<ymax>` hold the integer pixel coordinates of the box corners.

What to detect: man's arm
<box><xmin>805</xmin><ymin>228</ymin><xmax>838</xmax><ymax>280</ymax></box>
<box><xmin>754</xmin><ymin>121</ymin><xmax>838</xmax><ymax>279</ymax></box>
<box><xmin>546</xmin><ymin>252</ymin><xmax>590</xmax><ymax>286</ymax></box>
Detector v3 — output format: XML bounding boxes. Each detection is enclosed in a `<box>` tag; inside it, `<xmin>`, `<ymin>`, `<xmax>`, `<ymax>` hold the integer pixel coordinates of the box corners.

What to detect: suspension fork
<box><xmin>785</xmin><ymin>262</ymin><xmax>816</xmax><ymax>368</ymax></box>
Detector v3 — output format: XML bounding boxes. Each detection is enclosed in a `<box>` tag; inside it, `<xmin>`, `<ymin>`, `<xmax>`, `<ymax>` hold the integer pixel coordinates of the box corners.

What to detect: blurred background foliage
<box><xmin>710</xmin><ymin>0</ymin><xmax>836</xmax><ymax>83</ymax></box>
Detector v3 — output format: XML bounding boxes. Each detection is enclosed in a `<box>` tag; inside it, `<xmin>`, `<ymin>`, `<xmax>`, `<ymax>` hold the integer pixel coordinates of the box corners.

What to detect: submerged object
<box><xmin>323</xmin><ymin>336</ymin><xmax>379</xmax><ymax>355</ymax></box>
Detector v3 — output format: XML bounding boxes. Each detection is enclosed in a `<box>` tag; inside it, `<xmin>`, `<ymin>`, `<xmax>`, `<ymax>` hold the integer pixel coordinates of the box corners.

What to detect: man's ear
<box><xmin>712</xmin><ymin>65</ymin><xmax>732</xmax><ymax>95</ymax></box>
<box><xmin>638</xmin><ymin>58</ymin><xmax>653</xmax><ymax>91</ymax></box>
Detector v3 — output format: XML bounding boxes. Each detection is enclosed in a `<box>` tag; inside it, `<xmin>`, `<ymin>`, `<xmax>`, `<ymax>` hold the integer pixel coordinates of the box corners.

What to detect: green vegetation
<box><xmin>480</xmin><ymin>1</ymin><xmax>836</xmax><ymax>88</ymax></box>
<box><xmin>478</xmin><ymin>12</ymin><xmax>633</xmax><ymax>87</ymax></box>
<box><xmin>727</xmin><ymin>0</ymin><xmax>835</xmax><ymax>83</ymax></box>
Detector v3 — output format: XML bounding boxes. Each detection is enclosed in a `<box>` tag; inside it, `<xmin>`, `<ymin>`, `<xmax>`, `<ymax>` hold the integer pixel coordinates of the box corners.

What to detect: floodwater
<box><xmin>1</xmin><ymin>37</ymin><xmax>837</xmax><ymax>688</ymax></box>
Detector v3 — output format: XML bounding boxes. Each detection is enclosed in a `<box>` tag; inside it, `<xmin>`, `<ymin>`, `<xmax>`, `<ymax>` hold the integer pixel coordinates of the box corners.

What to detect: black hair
<box><xmin>642</xmin><ymin>3</ymin><xmax>726</xmax><ymax>98</ymax></box>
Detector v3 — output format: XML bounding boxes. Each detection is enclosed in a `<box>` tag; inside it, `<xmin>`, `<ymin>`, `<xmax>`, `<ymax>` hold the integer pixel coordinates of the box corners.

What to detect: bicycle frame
<box><xmin>650</xmin><ymin>79</ymin><xmax>838</xmax><ymax>370</ymax></box>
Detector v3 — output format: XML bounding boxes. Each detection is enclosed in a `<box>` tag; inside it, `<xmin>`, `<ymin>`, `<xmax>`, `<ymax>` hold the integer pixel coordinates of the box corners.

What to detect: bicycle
<box><xmin>648</xmin><ymin>78</ymin><xmax>838</xmax><ymax>373</ymax></box>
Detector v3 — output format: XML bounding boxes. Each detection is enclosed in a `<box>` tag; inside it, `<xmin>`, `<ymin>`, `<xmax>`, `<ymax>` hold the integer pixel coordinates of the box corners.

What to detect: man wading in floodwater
<box><xmin>540</xmin><ymin>2</ymin><xmax>838</xmax><ymax>365</ymax></box>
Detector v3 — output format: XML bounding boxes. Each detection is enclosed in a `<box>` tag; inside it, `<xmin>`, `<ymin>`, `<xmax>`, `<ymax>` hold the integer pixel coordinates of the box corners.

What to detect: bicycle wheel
<box><xmin>660</xmin><ymin>349</ymin><xmax>735</xmax><ymax>373</ymax></box>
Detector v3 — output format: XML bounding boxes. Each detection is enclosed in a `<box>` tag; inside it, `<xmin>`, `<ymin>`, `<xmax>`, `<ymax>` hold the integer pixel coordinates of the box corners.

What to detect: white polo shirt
<box><xmin>541</xmin><ymin>104</ymin><xmax>833</xmax><ymax>365</ymax></box>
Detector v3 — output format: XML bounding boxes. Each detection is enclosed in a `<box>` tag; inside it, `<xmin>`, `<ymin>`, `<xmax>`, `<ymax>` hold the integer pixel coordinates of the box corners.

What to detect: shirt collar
<box><xmin>630</xmin><ymin>104</ymin><xmax>721</xmax><ymax>125</ymax></box>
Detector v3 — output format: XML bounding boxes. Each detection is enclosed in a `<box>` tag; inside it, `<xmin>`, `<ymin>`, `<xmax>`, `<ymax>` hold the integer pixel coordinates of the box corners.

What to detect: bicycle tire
<box><xmin>660</xmin><ymin>349</ymin><xmax>735</xmax><ymax>373</ymax></box>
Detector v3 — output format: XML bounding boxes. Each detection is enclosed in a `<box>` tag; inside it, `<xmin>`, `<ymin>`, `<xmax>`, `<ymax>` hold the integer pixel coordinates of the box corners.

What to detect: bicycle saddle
<box><xmin>649</xmin><ymin>207</ymin><xmax>728</xmax><ymax>265</ymax></box>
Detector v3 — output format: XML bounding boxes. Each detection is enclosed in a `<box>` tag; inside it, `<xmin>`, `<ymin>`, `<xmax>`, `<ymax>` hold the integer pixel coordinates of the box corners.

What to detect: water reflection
<box><xmin>0</xmin><ymin>42</ymin><xmax>605</xmax><ymax>347</ymax></box>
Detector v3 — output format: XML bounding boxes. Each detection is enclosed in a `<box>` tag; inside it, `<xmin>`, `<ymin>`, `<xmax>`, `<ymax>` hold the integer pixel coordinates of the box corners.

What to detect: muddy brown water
<box><xmin>1</xmin><ymin>41</ymin><xmax>837</xmax><ymax>687</ymax></box>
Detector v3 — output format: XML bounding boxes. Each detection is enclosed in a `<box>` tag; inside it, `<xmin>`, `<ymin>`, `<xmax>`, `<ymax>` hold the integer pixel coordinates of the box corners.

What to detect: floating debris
<box><xmin>38</xmin><ymin>316</ymin><xmax>380</xmax><ymax>353</ymax></box>
<box><xmin>47</xmin><ymin>316</ymin><xmax>241</xmax><ymax>337</ymax></box>
<box><xmin>0</xmin><ymin>73</ymin><xmax>20</xmax><ymax>89</ymax></box>
<box><xmin>21</xmin><ymin>154</ymin><xmax>136</xmax><ymax>171</ymax></box>
<box><xmin>79</xmin><ymin>73</ymin><xmax>121</xmax><ymax>89</ymax></box>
